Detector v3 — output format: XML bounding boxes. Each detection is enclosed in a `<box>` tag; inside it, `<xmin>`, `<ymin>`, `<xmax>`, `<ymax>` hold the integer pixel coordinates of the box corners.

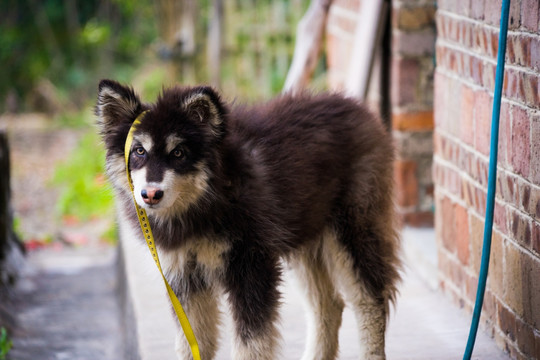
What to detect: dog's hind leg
<box><xmin>288</xmin><ymin>240</ymin><xmax>344</xmax><ymax>360</ymax></box>
<box><xmin>324</xmin><ymin>208</ymin><xmax>400</xmax><ymax>360</ymax></box>
<box><xmin>174</xmin><ymin>286</ymin><xmax>221</xmax><ymax>360</ymax></box>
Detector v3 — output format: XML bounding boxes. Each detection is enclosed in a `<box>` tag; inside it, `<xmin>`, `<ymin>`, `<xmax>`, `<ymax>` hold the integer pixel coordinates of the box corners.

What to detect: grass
<box><xmin>0</xmin><ymin>327</ymin><xmax>12</xmax><ymax>360</ymax></box>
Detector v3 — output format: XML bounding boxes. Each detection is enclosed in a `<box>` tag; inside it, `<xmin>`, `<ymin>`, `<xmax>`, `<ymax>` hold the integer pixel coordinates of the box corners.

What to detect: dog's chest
<box><xmin>159</xmin><ymin>237</ymin><xmax>230</xmax><ymax>283</ymax></box>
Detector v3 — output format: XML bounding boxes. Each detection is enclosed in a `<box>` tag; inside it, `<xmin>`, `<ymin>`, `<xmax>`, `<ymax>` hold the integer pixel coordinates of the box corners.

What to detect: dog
<box><xmin>96</xmin><ymin>79</ymin><xmax>400</xmax><ymax>360</ymax></box>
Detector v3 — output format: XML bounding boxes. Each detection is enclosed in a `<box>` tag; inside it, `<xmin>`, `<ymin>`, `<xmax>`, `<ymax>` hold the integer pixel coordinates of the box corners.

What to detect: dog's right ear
<box><xmin>95</xmin><ymin>79</ymin><xmax>143</xmax><ymax>133</ymax></box>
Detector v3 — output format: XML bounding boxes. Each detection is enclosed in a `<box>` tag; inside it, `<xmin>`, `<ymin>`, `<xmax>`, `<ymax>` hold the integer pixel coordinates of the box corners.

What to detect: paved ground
<box><xmin>6</xmin><ymin>246</ymin><xmax>122</xmax><ymax>360</ymax></box>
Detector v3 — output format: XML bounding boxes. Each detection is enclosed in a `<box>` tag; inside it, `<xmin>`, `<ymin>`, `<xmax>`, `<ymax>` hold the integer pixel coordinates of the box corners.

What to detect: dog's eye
<box><xmin>135</xmin><ymin>147</ymin><xmax>146</xmax><ymax>156</ymax></box>
<box><xmin>172</xmin><ymin>149</ymin><xmax>184</xmax><ymax>158</ymax></box>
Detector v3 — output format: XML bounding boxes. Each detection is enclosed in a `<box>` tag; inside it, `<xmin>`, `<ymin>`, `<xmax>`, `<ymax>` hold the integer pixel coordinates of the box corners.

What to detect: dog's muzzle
<box><xmin>141</xmin><ymin>187</ymin><xmax>164</xmax><ymax>205</ymax></box>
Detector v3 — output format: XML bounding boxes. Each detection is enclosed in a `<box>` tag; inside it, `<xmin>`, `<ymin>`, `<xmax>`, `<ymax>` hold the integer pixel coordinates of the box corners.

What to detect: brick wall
<box><xmin>326</xmin><ymin>0</ymin><xmax>437</xmax><ymax>227</ymax></box>
<box><xmin>434</xmin><ymin>0</ymin><xmax>540</xmax><ymax>358</ymax></box>
<box><xmin>391</xmin><ymin>0</ymin><xmax>436</xmax><ymax>226</ymax></box>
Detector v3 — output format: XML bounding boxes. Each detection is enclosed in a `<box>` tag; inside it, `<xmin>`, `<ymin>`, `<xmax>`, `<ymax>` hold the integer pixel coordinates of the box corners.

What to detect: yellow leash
<box><xmin>124</xmin><ymin>111</ymin><xmax>201</xmax><ymax>360</ymax></box>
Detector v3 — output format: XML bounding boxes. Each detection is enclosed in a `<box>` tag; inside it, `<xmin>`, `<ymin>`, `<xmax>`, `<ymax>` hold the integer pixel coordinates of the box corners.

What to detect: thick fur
<box><xmin>96</xmin><ymin>79</ymin><xmax>400</xmax><ymax>360</ymax></box>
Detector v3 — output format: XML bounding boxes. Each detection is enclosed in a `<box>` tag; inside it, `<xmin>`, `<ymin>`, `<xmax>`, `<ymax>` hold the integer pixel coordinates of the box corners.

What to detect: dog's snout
<box><xmin>141</xmin><ymin>187</ymin><xmax>164</xmax><ymax>205</ymax></box>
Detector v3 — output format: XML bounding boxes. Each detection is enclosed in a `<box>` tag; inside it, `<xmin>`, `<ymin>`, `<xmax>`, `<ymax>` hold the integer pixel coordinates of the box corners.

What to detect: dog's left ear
<box><xmin>95</xmin><ymin>79</ymin><xmax>143</xmax><ymax>135</ymax></box>
<box><xmin>182</xmin><ymin>86</ymin><xmax>226</xmax><ymax>133</ymax></box>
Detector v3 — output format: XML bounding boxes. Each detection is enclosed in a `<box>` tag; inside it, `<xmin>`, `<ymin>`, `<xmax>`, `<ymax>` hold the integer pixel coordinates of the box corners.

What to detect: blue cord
<box><xmin>463</xmin><ymin>0</ymin><xmax>511</xmax><ymax>359</ymax></box>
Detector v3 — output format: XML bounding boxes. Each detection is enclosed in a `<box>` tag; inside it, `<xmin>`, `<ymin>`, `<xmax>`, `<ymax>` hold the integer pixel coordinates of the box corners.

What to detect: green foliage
<box><xmin>0</xmin><ymin>0</ymin><xmax>156</xmax><ymax>111</ymax></box>
<box><xmin>0</xmin><ymin>327</ymin><xmax>12</xmax><ymax>360</ymax></box>
<box><xmin>56</xmin><ymin>107</ymin><xmax>95</xmax><ymax>128</ymax></box>
<box><xmin>51</xmin><ymin>130</ymin><xmax>114</xmax><ymax>222</ymax></box>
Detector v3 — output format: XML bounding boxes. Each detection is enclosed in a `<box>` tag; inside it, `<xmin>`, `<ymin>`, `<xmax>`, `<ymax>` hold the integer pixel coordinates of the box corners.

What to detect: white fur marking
<box><xmin>166</xmin><ymin>134</ymin><xmax>184</xmax><ymax>154</ymax></box>
<box><xmin>133</xmin><ymin>133</ymin><xmax>153</xmax><ymax>153</ymax></box>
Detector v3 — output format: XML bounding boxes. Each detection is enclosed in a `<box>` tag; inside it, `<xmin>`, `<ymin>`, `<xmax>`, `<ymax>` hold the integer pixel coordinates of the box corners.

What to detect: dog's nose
<box><xmin>141</xmin><ymin>187</ymin><xmax>164</xmax><ymax>205</ymax></box>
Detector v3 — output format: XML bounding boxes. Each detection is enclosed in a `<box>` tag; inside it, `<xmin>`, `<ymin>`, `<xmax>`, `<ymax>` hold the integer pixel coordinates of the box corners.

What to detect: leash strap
<box><xmin>124</xmin><ymin>111</ymin><xmax>201</xmax><ymax>360</ymax></box>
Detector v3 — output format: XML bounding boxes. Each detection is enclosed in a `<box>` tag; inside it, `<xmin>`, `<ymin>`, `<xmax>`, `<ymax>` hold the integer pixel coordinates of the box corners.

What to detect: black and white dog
<box><xmin>96</xmin><ymin>79</ymin><xmax>400</xmax><ymax>359</ymax></box>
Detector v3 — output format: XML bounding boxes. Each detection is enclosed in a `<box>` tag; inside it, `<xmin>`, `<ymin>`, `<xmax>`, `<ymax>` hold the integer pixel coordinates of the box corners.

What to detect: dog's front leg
<box><xmin>174</xmin><ymin>284</ymin><xmax>221</xmax><ymax>360</ymax></box>
<box><xmin>225</xmin><ymin>248</ymin><xmax>282</xmax><ymax>360</ymax></box>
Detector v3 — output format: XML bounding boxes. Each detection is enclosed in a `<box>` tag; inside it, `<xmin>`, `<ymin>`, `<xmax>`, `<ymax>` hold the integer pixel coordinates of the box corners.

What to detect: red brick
<box><xmin>471</xmin><ymin>56</ymin><xmax>484</xmax><ymax>86</ymax></box>
<box><xmin>503</xmin><ymin>68</ymin><xmax>520</xmax><ymax>100</ymax></box>
<box><xmin>440</xmin><ymin>195</ymin><xmax>456</xmax><ymax>253</ymax></box>
<box><xmin>475</xmin><ymin>155</ymin><xmax>489</xmax><ymax>187</ymax></box>
<box><xmin>474</xmin><ymin>186</ymin><xmax>487</xmax><ymax>217</ymax></box>
<box><xmin>395</xmin><ymin>5</ymin><xmax>436</xmax><ymax>31</ymax></box>
<box><xmin>507</xmin><ymin>34</ymin><xmax>531</xmax><ymax>67</ymax></box>
<box><xmin>521</xmin><ymin>252</ymin><xmax>540</xmax><ymax>328</ymax></box>
<box><xmin>497</xmin><ymin>171</ymin><xmax>517</xmax><ymax>205</ymax></box>
<box><xmin>391</xmin><ymin>57</ymin><xmax>420</xmax><ymax>107</ymax></box>
<box><xmin>482</xmin><ymin>290</ymin><xmax>498</xmax><ymax>325</ymax></box>
<box><xmin>498</xmin><ymin>305</ymin><xmax>517</xmax><ymax>342</ymax></box>
<box><xmin>504</xmin><ymin>241</ymin><xmax>524</xmax><ymax>318</ymax></box>
<box><xmin>485</xmin><ymin>0</ymin><xmax>503</xmax><ymax>26</ymax></box>
<box><xmin>403</xmin><ymin>211</ymin><xmax>434</xmax><ymax>227</ymax></box>
<box><xmin>460</xmin><ymin>86</ymin><xmax>475</xmax><ymax>146</ymax></box>
<box><xmin>508</xmin><ymin>1</ymin><xmax>523</xmax><ymax>30</ymax></box>
<box><xmin>516</xmin><ymin>318</ymin><xmax>536</xmax><ymax>357</ymax></box>
<box><xmin>482</xmin><ymin>61</ymin><xmax>496</xmax><ymax>90</ymax></box>
<box><xmin>470</xmin><ymin>0</ymin><xmax>485</xmax><ymax>20</ymax></box>
<box><xmin>394</xmin><ymin>160</ymin><xmax>418</xmax><ymax>207</ymax></box>
<box><xmin>464</xmin><ymin>271</ymin><xmax>478</xmax><ymax>302</ymax></box>
<box><xmin>494</xmin><ymin>200</ymin><xmax>508</xmax><ymax>235</ymax></box>
<box><xmin>489</xmin><ymin>231</ymin><xmax>505</xmax><ymax>298</ymax></box>
<box><xmin>473</xmin><ymin>24</ymin><xmax>489</xmax><ymax>54</ymax></box>
<box><xmin>490</xmin><ymin>31</ymin><xmax>499</xmax><ymax>59</ymax></box>
<box><xmin>531</xmin><ymin>115</ymin><xmax>540</xmax><ymax>184</ymax></box>
<box><xmin>459</xmin><ymin>18</ymin><xmax>473</xmax><ymax>48</ymax></box>
<box><xmin>474</xmin><ymin>90</ymin><xmax>493</xmax><ymax>156</ymax></box>
<box><xmin>533</xmin><ymin>222</ymin><xmax>540</xmax><ymax>255</ymax></box>
<box><xmin>455</xmin><ymin>203</ymin><xmax>470</xmax><ymax>265</ymax></box>
<box><xmin>531</xmin><ymin>37</ymin><xmax>540</xmax><ymax>71</ymax></box>
<box><xmin>521</xmin><ymin>72</ymin><xmax>539</xmax><ymax>109</ymax></box>
<box><xmin>392</xmin><ymin>111</ymin><xmax>434</xmax><ymax>131</ymax></box>
<box><xmin>469</xmin><ymin>214</ymin><xmax>483</xmax><ymax>272</ymax></box>
<box><xmin>511</xmin><ymin>107</ymin><xmax>531</xmax><ymax>178</ymax></box>
<box><xmin>521</xmin><ymin>0</ymin><xmax>540</xmax><ymax>32</ymax></box>
<box><xmin>434</xmin><ymin>72</ymin><xmax>448</xmax><ymax>129</ymax></box>
<box><xmin>503</xmin><ymin>242</ymin><xmax>540</xmax><ymax>327</ymax></box>
<box><xmin>497</xmin><ymin>101</ymin><xmax>511</xmax><ymax>168</ymax></box>
<box><xmin>510</xmin><ymin>209</ymin><xmax>532</xmax><ymax>248</ymax></box>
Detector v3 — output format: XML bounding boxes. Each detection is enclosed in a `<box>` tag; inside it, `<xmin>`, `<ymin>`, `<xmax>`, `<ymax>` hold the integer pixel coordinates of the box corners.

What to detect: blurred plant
<box><xmin>0</xmin><ymin>327</ymin><xmax>12</xmax><ymax>360</ymax></box>
<box><xmin>0</xmin><ymin>0</ymin><xmax>156</xmax><ymax>112</ymax></box>
<box><xmin>51</xmin><ymin>129</ymin><xmax>114</xmax><ymax>222</ymax></box>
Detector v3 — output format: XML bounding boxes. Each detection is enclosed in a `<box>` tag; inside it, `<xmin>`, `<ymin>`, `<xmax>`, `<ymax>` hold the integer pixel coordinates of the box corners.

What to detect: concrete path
<box><xmin>6</xmin><ymin>246</ymin><xmax>123</xmax><ymax>360</ymax></box>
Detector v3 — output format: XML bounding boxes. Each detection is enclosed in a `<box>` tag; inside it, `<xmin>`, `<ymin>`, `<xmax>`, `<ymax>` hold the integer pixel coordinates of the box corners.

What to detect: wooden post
<box><xmin>282</xmin><ymin>0</ymin><xmax>332</xmax><ymax>94</ymax></box>
<box><xmin>207</xmin><ymin>0</ymin><xmax>224</xmax><ymax>88</ymax></box>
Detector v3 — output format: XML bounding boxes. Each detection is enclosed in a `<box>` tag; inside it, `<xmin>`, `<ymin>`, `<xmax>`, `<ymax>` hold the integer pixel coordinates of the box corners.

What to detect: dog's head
<box><xmin>96</xmin><ymin>79</ymin><xmax>226</xmax><ymax>216</ymax></box>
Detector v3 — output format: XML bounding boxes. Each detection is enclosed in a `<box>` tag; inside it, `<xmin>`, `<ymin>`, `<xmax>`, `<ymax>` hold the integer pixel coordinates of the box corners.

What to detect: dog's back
<box><xmin>224</xmin><ymin>93</ymin><xmax>394</xmax><ymax>250</ymax></box>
